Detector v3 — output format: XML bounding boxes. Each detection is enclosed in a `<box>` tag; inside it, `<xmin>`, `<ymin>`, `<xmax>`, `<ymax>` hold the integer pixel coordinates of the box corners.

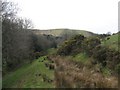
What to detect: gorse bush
<box><xmin>57</xmin><ymin>34</ymin><xmax>85</xmax><ymax>55</ymax></box>
<box><xmin>82</xmin><ymin>37</ymin><xmax>101</xmax><ymax>56</ymax></box>
<box><xmin>92</xmin><ymin>45</ymin><xmax>108</xmax><ymax>66</ymax></box>
<box><xmin>57</xmin><ymin>40</ymin><xmax>76</xmax><ymax>55</ymax></box>
<box><xmin>57</xmin><ymin>35</ymin><xmax>101</xmax><ymax>56</ymax></box>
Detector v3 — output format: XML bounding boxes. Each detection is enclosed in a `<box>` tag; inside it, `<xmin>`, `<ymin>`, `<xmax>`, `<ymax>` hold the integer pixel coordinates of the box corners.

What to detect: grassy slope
<box><xmin>3</xmin><ymin>56</ymin><xmax>54</xmax><ymax>88</ymax></box>
<box><xmin>3</xmin><ymin>33</ymin><xmax>119</xmax><ymax>88</ymax></box>
<box><xmin>102</xmin><ymin>33</ymin><xmax>119</xmax><ymax>50</ymax></box>
<box><xmin>31</xmin><ymin>29</ymin><xmax>95</xmax><ymax>37</ymax></box>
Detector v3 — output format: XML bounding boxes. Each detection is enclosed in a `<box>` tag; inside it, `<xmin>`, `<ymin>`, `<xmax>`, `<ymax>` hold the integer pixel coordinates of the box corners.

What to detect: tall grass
<box><xmin>53</xmin><ymin>55</ymin><xmax>118</xmax><ymax>88</ymax></box>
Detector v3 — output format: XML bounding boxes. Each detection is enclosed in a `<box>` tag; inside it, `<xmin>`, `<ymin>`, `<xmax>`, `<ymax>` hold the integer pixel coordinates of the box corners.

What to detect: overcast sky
<box><xmin>11</xmin><ymin>0</ymin><xmax>119</xmax><ymax>34</ymax></box>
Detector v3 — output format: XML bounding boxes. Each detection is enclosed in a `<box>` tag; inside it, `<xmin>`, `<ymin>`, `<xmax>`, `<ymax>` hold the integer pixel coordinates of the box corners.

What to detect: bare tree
<box><xmin>1</xmin><ymin>0</ymin><xmax>18</xmax><ymax>21</ymax></box>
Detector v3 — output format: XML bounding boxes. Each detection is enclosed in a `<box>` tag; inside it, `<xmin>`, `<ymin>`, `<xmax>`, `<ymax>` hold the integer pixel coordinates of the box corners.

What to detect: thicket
<box><xmin>32</xmin><ymin>34</ymin><xmax>58</xmax><ymax>59</ymax></box>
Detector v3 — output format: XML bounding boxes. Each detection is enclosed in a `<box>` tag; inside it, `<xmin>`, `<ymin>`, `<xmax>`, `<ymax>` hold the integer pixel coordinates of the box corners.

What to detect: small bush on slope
<box><xmin>57</xmin><ymin>34</ymin><xmax>85</xmax><ymax>55</ymax></box>
<box><xmin>81</xmin><ymin>37</ymin><xmax>101</xmax><ymax>56</ymax></box>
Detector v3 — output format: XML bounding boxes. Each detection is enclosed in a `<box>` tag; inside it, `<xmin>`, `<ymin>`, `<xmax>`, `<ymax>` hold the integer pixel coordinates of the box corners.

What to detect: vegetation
<box><xmin>102</xmin><ymin>33</ymin><xmax>119</xmax><ymax>50</ymax></box>
<box><xmin>32</xmin><ymin>29</ymin><xmax>95</xmax><ymax>37</ymax></box>
<box><xmin>57</xmin><ymin>34</ymin><xmax>85</xmax><ymax>55</ymax></box>
<box><xmin>3</xmin><ymin>56</ymin><xmax>54</xmax><ymax>88</ymax></box>
<box><xmin>57</xmin><ymin>33</ymin><xmax>120</xmax><ymax>73</ymax></box>
<box><xmin>54</xmin><ymin>55</ymin><xmax>118</xmax><ymax>88</ymax></box>
<box><xmin>73</xmin><ymin>53</ymin><xmax>88</xmax><ymax>63</ymax></box>
<box><xmin>2</xmin><ymin>0</ymin><xmax>58</xmax><ymax>75</ymax></box>
<box><xmin>2</xmin><ymin>0</ymin><xmax>119</xmax><ymax>88</ymax></box>
<box><xmin>2</xmin><ymin>0</ymin><xmax>35</xmax><ymax>75</ymax></box>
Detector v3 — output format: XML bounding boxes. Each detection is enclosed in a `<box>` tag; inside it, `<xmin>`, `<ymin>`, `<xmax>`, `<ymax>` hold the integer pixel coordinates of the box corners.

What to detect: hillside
<box><xmin>55</xmin><ymin>34</ymin><xmax>119</xmax><ymax>88</ymax></box>
<box><xmin>102</xmin><ymin>33</ymin><xmax>119</xmax><ymax>50</ymax></box>
<box><xmin>3</xmin><ymin>47</ymin><xmax>118</xmax><ymax>88</ymax></box>
<box><xmin>3</xmin><ymin>33</ymin><xmax>119</xmax><ymax>88</ymax></box>
<box><xmin>3</xmin><ymin>56</ymin><xmax>55</xmax><ymax>88</ymax></box>
<box><xmin>3</xmin><ymin>0</ymin><xmax>119</xmax><ymax>88</ymax></box>
<box><xmin>31</xmin><ymin>28</ymin><xmax>96</xmax><ymax>37</ymax></box>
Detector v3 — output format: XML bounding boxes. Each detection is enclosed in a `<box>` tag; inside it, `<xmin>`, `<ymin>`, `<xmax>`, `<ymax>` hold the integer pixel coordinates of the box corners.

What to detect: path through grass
<box><xmin>3</xmin><ymin>56</ymin><xmax>54</xmax><ymax>88</ymax></box>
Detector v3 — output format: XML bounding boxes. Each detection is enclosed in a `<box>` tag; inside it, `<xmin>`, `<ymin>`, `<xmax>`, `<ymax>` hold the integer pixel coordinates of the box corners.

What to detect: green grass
<box><xmin>47</xmin><ymin>48</ymin><xmax>57</xmax><ymax>55</ymax></box>
<box><xmin>73</xmin><ymin>53</ymin><xmax>88</xmax><ymax>63</ymax></box>
<box><xmin>102</xmin><ymin>34</ymin><xmax>119</xmax><ymax>50</ymax></box>
<box><xmin>2</xmin><ymin>56</ymin><xmax>54</xmax><ymax>88</ymax></box>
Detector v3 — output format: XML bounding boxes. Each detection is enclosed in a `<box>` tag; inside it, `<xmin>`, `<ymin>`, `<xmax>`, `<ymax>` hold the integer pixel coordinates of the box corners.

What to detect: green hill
<box><xmin>102</xmin><ymin>33</ymin><xmax>119</xmax><ymax>50</ymax></box>
<box><xmin>31</xmin><ymin>28</ymin><xmax>96</xmax><ymax>37</ymax></box>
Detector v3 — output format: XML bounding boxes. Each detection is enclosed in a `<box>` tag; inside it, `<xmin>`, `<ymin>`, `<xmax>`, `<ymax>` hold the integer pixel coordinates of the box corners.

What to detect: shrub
<box><xmin>105</xmin><ymin>48</ymin><xmax>120</xmax><ymax>70</ymax></box>
<box><xmin>57</xmin><ymin>34</ymin><xmax>85</xmax><ymax>55</ymax></box>
<box><xmin>92</xmin><ymin>45</ymin><xmax>109</xmax><ymax>66</ymax></box>
<box><xmin>82</xmin><ymin>37</ymin><xmax>101</xmax><ymax>56</ymax></box>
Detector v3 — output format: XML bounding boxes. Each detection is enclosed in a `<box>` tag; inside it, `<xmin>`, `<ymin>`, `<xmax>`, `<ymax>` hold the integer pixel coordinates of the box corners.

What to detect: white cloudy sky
<box><xmin>11</xmin><ymin>0</ymin><xmax>119</xmax><ymax>34</ymax></box>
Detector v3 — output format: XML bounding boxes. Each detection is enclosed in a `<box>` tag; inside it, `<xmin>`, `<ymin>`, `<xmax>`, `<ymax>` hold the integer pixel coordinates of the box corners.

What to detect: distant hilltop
<box><xmin>30</xmin><ymin>28</ymin><xmax>96</xmax><ymax>37</ymax></box>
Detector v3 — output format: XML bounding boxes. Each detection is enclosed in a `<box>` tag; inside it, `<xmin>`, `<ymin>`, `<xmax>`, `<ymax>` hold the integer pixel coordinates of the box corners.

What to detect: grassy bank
<box><xmin>3</xmin><ymin>56</ymin><xmax>54</xmax><ymax>88</ymax></box>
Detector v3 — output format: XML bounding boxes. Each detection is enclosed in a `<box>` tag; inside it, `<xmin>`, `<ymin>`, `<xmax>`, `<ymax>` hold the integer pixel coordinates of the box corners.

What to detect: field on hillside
<box><xmin>31</xmin><ymin>29</ymin><xmax>95</xmax><ymax>37</ymax></box>
<box><xmin>102</xmin><ymin>33</ymin><xmax>119</xmax><ymax>50</ymax></box>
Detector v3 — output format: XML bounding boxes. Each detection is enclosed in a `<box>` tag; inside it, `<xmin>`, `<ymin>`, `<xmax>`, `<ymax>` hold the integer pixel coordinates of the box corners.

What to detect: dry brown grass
<box><xmin>52</xmin><ymin>55</ymin><xmax>118</xmax><ymax>88</ymax></box>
